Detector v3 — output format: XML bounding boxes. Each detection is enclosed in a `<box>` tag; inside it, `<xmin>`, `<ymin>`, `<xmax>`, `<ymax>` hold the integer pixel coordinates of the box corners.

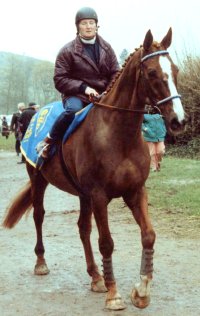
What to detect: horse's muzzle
<box><xmin>168</xmin><ymin>116</ymin><xmax>187</xmax><ymax>135</ymax></box>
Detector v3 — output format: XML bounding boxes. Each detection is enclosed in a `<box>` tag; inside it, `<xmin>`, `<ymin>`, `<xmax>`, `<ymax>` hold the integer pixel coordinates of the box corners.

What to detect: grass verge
<box><xmin>147</xmin><ymin>156</ymin><xmax>200</xmax><ymax>216</ymax></box>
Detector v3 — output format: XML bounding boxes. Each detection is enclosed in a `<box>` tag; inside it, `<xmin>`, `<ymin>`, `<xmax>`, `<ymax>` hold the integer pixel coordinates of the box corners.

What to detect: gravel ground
<box><xmin>0</xmin><ymin>151</ymin><xmax>200</xmax><ymax>316</ymax></box>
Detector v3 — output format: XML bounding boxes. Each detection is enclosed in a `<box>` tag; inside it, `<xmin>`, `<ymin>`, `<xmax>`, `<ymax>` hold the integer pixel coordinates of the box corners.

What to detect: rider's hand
<box><xmin>85</xmin><ymin>87</ymin><xmax>99</xmax><ymax>97</ymax></box>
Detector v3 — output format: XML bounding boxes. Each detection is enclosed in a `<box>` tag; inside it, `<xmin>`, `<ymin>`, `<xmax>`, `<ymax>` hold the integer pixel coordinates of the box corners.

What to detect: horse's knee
<box><xmin>99</xmin><ymin>237</ymin><xmax>114</xmax><ymax>257</ymax></box>
<box><xmin>141</xmin><ymin>230</ymin><xmax>156</xmax><ymax>249</ymax></box>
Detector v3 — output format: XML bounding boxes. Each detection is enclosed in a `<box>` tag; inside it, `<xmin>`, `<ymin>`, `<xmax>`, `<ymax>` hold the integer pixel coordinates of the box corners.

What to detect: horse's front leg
<box><xmin>78</xmin><ymin>196</ymin><xmax>107</xmax><ymax>293</ymax></box>
<box><xmin>31</xmin><ymin>170</ymin><xmax>49</xmax><ymax>275</ymax></box>
<box><xmin>91</xmin><ymin>192</ymin><xmax>126</xmax><ymax>310</ymax></box>
<box><xmin>123</xmin><ymin>186</ymin><xmax>156</xmax><ymax>309</ymax></box>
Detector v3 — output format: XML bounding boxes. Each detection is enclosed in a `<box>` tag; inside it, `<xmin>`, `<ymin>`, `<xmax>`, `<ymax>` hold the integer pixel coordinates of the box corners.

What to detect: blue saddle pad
<box><xmin>21</xmin><ymin>101</ymin><xmax>94</xmax><ymax>168</ymax></box>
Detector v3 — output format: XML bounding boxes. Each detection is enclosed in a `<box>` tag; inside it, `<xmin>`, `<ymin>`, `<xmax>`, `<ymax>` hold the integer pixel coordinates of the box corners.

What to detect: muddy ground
<box><xmin>0</xmin><ymin>151</ymin><xmax>200</xmax><ymax>316</ymax></box>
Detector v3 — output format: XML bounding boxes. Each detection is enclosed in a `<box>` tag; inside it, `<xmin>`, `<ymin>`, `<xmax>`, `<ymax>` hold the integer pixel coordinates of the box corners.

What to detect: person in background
<box><xmin>142</xmin><ymin>113</ymin><xmax>167</xmax><ymax>172</ymax></box>
<box><xmin>38</xmin><ymin>6</ymin><xmax>119</xmax><ymax>159</ymax></box>
<box><xmin>34</xmin><ymin>104</ymin><xmax>40</xmax><ymax>112</ymax></box>
<box><xmin>10</xmin><ymin>102</ymin><xmax>26</xmax><ymax>156</ymax></box>
<box><xmin>1</xmin><ymin>116</ymin><xmax>10</xmax><ymax>139</ymax></box>
<box><xmin>17</xmin><ymin>102</ymin><xmax>37</xmax><ymax>164</ymax></box>
<box><xmin>19</xmin><ymin>102</ymin><xmax>37</xmax><ymax>139</ymax></box>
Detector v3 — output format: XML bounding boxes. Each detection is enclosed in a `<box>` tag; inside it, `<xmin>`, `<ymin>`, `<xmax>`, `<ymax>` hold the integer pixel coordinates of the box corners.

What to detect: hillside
<box><xmin>0</xmin><ymin>51</ymin><xmax>57</xmax><ymax>114</ymax></box>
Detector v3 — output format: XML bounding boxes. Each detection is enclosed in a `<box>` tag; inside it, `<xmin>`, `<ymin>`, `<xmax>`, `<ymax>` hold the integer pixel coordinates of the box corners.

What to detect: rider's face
<box><xmin>78</xmin><ymin>19</ymin><xmax>97</xmax><ymax>39</ymax></box>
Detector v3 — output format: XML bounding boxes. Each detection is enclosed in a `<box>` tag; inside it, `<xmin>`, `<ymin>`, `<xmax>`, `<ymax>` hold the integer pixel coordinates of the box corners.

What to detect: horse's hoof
<box><xmin>105</xmin><ymin>294</ymin><xmax>126</xmax><ymax>310</ymax></box>
<box><xmin>131</xmin><ymin>288</ymin><xmax>150</xmax><ymax>309</ymax></box>
<box><xmin>34</xmin><ymin>263</ymin><xmax>50</xmax><ymax>275</ymax></box>
<box><xmin>91</xmin><ymin>279</ymin><xmax>107</xmax><ymax>293</ymax></box>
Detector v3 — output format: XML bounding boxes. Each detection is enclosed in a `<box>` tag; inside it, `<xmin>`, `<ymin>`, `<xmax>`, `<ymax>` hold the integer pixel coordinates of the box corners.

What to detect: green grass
<box><xmin>146</xmin><ymin>156</ymin><xmax>200</xmax><ymax>216</ymax></box>
<box><xmin>0</xmin><ymin>134</ymin><xmax>16</xmax><ymax>151</ymax></box>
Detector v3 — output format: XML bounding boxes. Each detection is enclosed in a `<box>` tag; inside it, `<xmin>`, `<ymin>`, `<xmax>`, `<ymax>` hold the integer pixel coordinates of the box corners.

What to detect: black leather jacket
<box><xmin>54</xmin><ymin>34</ymin><xmax>119</xmax><ymax>104</ymax></box>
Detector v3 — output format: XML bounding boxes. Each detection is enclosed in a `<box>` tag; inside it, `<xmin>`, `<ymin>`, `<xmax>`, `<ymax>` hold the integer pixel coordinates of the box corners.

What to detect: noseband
<box><xmin>93</xmin><ymin>49</ymin><xmax>181</xmax><ymax>114</ymax></box>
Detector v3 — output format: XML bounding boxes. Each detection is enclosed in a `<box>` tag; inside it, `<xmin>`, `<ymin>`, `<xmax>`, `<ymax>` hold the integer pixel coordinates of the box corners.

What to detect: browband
<box><xmin>141</xmin><ymin>50</ymin><xmax>169</xmax><ymax>63</ymax></box>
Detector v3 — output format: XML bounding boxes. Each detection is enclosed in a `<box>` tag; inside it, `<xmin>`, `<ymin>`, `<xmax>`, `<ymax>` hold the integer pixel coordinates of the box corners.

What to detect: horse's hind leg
<box><xmin>29</xmin><ymin>168</ymin><xmax>49</xmax><ymax>275</ymax></box>
<box><xmin>123</xmin><ymin>186</ymin><xmax>156</xmax><ymax>309</ymax></box>
<box><xmin>78</xmin><ymin>196</ymin><xmax>107</xmax><ymax>293</ymax></box>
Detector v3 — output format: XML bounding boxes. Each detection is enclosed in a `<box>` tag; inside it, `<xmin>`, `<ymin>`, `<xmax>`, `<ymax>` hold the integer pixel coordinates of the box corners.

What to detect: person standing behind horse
<box><xmin>142</xmin><ymin>113</ymin><xmax>167</xmax><ymax>172</ymax></box>
<box><xmin>19</xmin><ymin>102</ymin><xmax>37</xmax><ymax>139</ymax></box>
<box><xmin>38</xmin><ymin>6</ymin><xmax>119</xmax><ymax>159</ymax></box>
<box><xmin>18</xmin><ymin>102</ymin><xmax>37</xmax><ymax>164</ymax></box>
<box><xmin>10</xmin><ymin>102</ymin><xmax>26</xmax><ymax>156</ymax></box>
<box><xmin>1</xmin><ymin>116</ymin><xmax>10</xmax><ymax>139</ymax></box>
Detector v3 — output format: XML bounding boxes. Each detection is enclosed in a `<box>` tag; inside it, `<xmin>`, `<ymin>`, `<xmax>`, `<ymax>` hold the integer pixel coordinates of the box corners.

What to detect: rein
<box><xmin>93</xmin><ymin>101</ymin><xmax>152</xmax><ymax>114</ymax></box>
<box><xmin>92</xmin><ymin>93</ymin><xmax>154</xmax><ymax>114</ymax></box>
<box><xmin>91</xmin><ymin>50</ymin><xmax>181</xmax><ymax>114</ymax></box>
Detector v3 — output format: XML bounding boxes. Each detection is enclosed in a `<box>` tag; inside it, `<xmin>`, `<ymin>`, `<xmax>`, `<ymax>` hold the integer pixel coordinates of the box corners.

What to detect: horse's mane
<box><xmin>106</xmin><ymin>41</ymin><xmax>162</xmax><ymax>94</ymax></box>
<box><xmin>106</xmin><ymin>51</ymin><xmax>136</xmax><ymax>93</ymax></box>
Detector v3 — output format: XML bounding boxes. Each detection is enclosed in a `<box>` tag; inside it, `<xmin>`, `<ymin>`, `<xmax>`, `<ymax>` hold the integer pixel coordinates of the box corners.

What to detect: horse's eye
<box><xmin>148</xmin><ymin>69</ymin><xmax>157</xmax><ymax>79</ymax></box>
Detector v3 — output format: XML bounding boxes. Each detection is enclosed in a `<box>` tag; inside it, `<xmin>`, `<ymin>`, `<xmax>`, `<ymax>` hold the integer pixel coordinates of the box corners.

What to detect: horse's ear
<box><xmin>143</xmin><ymin>30</ymin><xmax>153</xmax><ymax>51</ymax></box>
<box><xmin>160</xmin><ymin>27</ymin><xmax>172</xmax><ymax>49</ymax></box>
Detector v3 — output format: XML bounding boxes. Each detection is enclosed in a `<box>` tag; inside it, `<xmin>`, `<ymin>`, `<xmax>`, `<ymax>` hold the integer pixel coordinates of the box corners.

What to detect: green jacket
<box><xmin>142</xmin><ymin>114</ymin><xmax>166</xmax><ymax>142</ymax></box>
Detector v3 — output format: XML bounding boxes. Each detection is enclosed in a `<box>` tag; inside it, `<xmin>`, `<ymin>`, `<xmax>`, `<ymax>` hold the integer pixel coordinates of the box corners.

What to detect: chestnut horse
<box><xmin>3</xmin><ymin>28</ymin><xmax>185</xmax><ymax>311</ymax></box>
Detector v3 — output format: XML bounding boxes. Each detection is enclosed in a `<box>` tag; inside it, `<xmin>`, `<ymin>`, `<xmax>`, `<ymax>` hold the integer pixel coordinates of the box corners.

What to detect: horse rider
<box><xmin>39</xmin><ymin>6</ymin><xmax>119</xmax><ymax>159</ymax></box>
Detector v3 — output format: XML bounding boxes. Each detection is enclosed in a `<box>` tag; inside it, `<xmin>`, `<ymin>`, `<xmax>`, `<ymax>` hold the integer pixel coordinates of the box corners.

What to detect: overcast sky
<box><xmin>1</xmin><ymin>0</ymin><xmax>200</xmax><ymax>63</ymax></box>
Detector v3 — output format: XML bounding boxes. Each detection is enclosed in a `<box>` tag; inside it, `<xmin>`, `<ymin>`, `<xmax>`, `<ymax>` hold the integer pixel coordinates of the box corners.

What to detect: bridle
<box><xmin>92</xmin><ymin>50</ymin><xmax>181</xmax><ymax>114</ymax></box>
<box><xmin>140</xmin><ymin>50</ymin><xmax>181</xmax><ymax>110</ymax></box>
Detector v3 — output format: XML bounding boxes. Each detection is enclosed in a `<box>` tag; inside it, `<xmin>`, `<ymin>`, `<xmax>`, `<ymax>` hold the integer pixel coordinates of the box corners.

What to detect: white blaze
<box><xmin>159</xmin><ymin>56</ymin><xmax>185</xmax><ymax>122</ymax></box>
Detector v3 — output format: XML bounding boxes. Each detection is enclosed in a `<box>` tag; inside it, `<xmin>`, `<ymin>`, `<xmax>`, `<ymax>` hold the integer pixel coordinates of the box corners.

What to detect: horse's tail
<box><xmin>2</xmin><ymin>181</ymin><xmax>33</xmax><ymax>229</ymax></box>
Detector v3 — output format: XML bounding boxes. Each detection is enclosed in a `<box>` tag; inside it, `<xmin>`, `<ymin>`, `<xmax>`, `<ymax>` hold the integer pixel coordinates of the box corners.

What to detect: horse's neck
<box><xmin>100</xmin><ymin>52</ymin><xmax>144</xmax><ymax>140</ymax></box>
<box><xmin>106</xmin><ymin>51</ymin><xmax>143</xmax><ymax>105</ymax></box>
<box><xmin>91</xmin><ymin>107</ymin><xmax>144</xmax><ymax>147</ymax></box>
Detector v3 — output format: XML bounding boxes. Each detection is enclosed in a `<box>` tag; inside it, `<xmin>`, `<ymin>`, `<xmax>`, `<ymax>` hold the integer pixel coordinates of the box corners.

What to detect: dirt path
<box><xmin>0</xmin><ymin>151</ymin><xmax>199</xmax><ymax>316</ymax></box>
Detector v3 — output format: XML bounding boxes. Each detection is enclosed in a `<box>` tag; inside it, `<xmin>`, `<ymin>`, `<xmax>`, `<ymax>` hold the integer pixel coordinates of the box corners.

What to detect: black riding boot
<box><xmin>37</xmin><ymin>112</ymin><xmax>75</xmax><ymax>159</ymax></box>
<box><xmin>50</xmin><ymin>112</ymin><xmax>75</xmax><ymax>140</ymax></box>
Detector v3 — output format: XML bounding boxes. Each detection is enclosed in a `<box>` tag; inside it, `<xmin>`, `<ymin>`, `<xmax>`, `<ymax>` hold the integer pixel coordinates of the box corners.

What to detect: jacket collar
<box><xmin>74</xmin><ymin>34</ymin><xmax>108</xmax><ymax>54</ymax></box>
<box><xmin>74</xmin><ymin>35</ymin><xmax>109</xmax><ymax>71</ymax></box>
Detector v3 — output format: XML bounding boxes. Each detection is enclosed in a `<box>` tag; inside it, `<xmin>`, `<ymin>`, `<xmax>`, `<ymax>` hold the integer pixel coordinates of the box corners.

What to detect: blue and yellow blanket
<box><xmin>21</xmin><ymin>101</ymin><xmax>93</xmax><ymax>167</ymax></box>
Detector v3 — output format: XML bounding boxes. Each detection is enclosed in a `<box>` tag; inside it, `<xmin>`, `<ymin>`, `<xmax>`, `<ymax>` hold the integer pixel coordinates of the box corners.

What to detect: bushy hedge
<box><xmin>176</xmin><ymin>56</ymin><xmax>200</xmax><ymax>142</ymax></box>
<box><xmin>165</xmin><ymin>55</ymin><xmax>200</xmax><ymax>159</ymax></box>
<box><xmin>166</xmin><ymin>137</ymin><xmax>200</xmax><ymax>159</ymax></box>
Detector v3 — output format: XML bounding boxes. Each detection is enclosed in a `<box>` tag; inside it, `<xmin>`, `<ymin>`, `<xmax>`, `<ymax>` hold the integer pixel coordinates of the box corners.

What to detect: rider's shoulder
<box><xmin>57</xmin><ymin>38</ymin><xmax>79</xmax><ymax>57</ymax></box>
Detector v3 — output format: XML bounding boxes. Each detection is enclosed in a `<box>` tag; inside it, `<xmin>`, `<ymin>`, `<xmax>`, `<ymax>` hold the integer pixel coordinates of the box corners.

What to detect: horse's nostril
<box><xmin>171</xmin><ymin>118</ymin><xmax>181</xmax><ymax>130</ymax></box>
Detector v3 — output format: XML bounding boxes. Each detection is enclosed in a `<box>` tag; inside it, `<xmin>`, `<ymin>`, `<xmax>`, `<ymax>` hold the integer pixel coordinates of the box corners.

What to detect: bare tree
<box><xmin>119</xmin><ymin>49</ymin><xmax>129</xmax><ymax>66</ymax></box>
<box><xmin>32</xmin><ymin>61</ymin><xmax>59</xmax><ymax>105</ymax></box>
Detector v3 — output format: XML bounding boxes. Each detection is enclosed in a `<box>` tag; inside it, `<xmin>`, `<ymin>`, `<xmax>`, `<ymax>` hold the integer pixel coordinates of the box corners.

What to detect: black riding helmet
<box><xmin>75</xmin><ymin>7</ymin><xmax>98</xmax><ymax>25</ymax></box>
